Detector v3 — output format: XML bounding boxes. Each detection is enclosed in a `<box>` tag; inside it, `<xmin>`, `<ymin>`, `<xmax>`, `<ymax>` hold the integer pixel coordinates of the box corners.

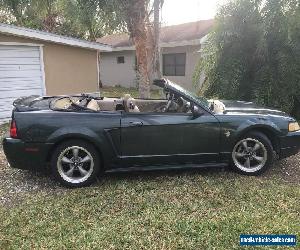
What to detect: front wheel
<box><xmin>231</xmin><ymin>132</ymin><xmax>274</xmax><ymax>175</ymax></box>
<box><xmin>51</xmin><ymin>140</ymin><xmax>100</xmax><ymax>187</ymax></box>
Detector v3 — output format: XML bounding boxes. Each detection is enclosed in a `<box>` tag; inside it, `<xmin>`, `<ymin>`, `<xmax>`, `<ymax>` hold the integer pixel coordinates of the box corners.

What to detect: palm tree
<box><xmin>117</xmin><ymin>0</ymin><xmax>163</xmax><ymax>98</ymax></box>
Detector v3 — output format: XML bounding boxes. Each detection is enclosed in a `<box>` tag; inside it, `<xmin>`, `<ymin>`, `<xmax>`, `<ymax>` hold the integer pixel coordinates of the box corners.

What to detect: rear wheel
<box><xmin>231</xmin><ymin>132</ymin><xmax>274</xmax><ymax>175</ymax></box>
<box><xmin>51</xmin><ymin>140</ymin><xmax>100</xmax><ymax>187</ymax></box>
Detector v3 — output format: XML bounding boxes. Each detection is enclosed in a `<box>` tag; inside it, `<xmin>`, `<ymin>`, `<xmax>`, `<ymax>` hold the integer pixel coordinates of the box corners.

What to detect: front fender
<box><xmin>220</xmin><ymin>117</ymin><xmax>282</xmax><ymax>154</ymax></box>
<box><xmin>234</xmin><ymin>119</ymin><xmax>282</xmax><ymax>140</ymax></box>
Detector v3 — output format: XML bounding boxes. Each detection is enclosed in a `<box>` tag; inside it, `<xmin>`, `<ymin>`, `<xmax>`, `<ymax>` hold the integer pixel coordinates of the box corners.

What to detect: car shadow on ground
<box><xmin>0</xmin><ymin>147</ymin><xmax>299</xmax><ymax>207</ymax></box>
<box><xmin>102</xmin><ymin>165</ymin><xmax>227</xmax><ymax>181</ymax></box>
<box><xmin>99</xmin><ymin>156</ymin><xmax>299</xmax><ymax>185</ymax></box>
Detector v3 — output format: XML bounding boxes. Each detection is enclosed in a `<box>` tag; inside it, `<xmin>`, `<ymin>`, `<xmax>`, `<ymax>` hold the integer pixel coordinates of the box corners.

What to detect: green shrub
<box><xmin>194</xmin><ymin>0</ymin><xmax>300</xmax><ymax>119</ymax></box>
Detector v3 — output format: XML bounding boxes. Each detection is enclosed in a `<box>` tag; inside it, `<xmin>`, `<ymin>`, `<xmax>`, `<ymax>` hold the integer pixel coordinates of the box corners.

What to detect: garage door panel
<box><xmin>0</xmin><ymin>88</ymin><xmax>42</xmax><ymax>100</ymax></box>
<box><xmin>0</xmin><ymin>45</ymin><xmax>44</xmax><ymax>123</ymax></box>
<box><xmin>0</xmin><ymin>70</ymin><xmax>43</xmax><ymax>78</ymax></box>
<box><xmin>0</xmin><ymin>49</ymin><xmax>40</xmax><ymax>58</ymax></box>
<box><xmin>0</xmin><ymin>47</ymin><xmax>39</xmax><ymax>52</ymax></box>
<box><xmin>0</xmin><ymin>110</ymin><xmax>12</xmax><ymax>121</ymax></box>
<box><xmin>0</xmin><ymin>96</ymin><xmax>20</xmax><ymax>105</ymax></box>
<box><xmin>0</xmin><ymin>79</ymin><xmax>42</xmax><ymax>90</ymax></box>
<box><xmin>0</xmin><ymin>64</ymin><xmax>41</xmax><ymax>71</ymax></box>
<box><xmin>0</xmin><ymin>78</ymin><xmax>42</xmax><ymax>84</ymax></box>
<box><xmin>0</xmin><ymin>85</ymin><xmax>42</xmax><ymax>91</ymax></box>
<box><xmin>0</xmin><ymin>58</ymin><xmax>41</xmax><ymax>65</ymax></box>
<box><xmin>0</xmin><ymin>106</ymin><xmax>14</xmax><ymax>113</ymax></box>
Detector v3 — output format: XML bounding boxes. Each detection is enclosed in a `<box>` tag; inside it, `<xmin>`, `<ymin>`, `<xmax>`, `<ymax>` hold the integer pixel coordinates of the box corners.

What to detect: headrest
<box><xmin>123</xmin><ymin>94</ymin><xmax>139</xmax><ymax>112</ymax></box>
<box><xmin>87</xmin><ymin>99</ymin><xmax>100</xmax><ymax>111</ymax></box>
<box><xmin>123</xmin><ymin>94</ymin><xmax>136</xmax><ymax>107</ymax></box>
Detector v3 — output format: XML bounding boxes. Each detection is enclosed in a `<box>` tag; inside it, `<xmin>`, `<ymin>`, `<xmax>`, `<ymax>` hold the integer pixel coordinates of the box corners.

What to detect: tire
<box><xmin>231</xmin><ymin>131</ymin><xmax>274</xmax><ymax>175</ymax></box>
<box><xmin>51</xmin><ymin>140</ymin><xmax>100</xmax><ymax>187</ymax></box>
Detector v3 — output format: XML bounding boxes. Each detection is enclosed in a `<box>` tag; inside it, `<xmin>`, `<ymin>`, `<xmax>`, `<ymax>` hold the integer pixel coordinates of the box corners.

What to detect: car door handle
<box><xmin>129</xmin><ymin>121</ymin><xmax>143</xmax><ymax>126</ymax></box>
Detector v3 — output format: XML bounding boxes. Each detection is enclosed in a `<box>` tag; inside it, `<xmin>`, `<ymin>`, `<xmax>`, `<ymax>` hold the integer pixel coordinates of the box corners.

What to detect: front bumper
<box><xmin>2</xmin><ymin>138</ymin><xmax>53</xmax><ymax>170</ymax></box>
<box><xmin>279</xmin><ymin>130</ymin><xmax>300</xmax><ymax>159</ymax></box>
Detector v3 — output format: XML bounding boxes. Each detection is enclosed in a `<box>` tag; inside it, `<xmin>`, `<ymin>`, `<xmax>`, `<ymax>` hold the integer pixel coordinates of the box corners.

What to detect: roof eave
<box><xmin>0</xmin><ymin>24</ymin><xmax>112</xmax><ymax>51</ymax></box>
<box><xmin>104</xmin><ymin>39</ymin><xmax>203</xmax><ymax>52</ymax></box>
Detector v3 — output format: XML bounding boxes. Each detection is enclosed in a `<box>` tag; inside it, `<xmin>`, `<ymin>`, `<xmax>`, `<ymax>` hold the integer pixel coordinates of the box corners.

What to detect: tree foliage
<box><xmin>0</xmin><ymin>0</ymin><xmax>126</xmax><ymax>40</ymax></box>
<box><xmin>195</xmin><ymin>0</ymin><xmax>300</xmax><ymax>118</ymax></box>
<box><xmin>0</xmin><ymin>0</ymin><xmax>163</xmax><ymax>98</ymax></box>
<box><xmin>61</xmin><ymin>0</ymin><xmax>125</xmax><ymax>40</ymax></box>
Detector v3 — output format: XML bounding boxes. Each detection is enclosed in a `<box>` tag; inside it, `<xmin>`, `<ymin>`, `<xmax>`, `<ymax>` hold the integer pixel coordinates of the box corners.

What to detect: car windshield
<box><xmin>186</xmin><ymin>89</ymin><xmax>210</xmax><ymax>109</ymax></box>
<box><xmin>166</xmin><ymin>80</ymin><xmax>210</xmax><ymax>109</ymax></box>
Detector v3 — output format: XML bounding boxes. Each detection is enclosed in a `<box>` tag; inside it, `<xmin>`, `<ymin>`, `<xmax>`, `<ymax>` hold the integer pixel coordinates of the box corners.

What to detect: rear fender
<box><xmin>46</xmin><ymin>126</ymin><xmax>115</xmax><ymax>167</ymax></box>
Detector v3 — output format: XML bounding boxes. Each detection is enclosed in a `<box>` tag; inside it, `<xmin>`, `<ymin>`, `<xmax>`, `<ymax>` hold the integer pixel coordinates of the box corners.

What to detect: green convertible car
<box><xmin>3</xmin><ymin>79</ymin><xmax>300</xmax><ymax>187</ymax></box>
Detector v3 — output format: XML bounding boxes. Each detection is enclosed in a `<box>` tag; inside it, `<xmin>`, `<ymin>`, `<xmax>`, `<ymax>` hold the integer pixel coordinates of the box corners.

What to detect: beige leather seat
<box><xmin>97</xmin><ymin>98</ymin><xmax>120</xmax><ymax>111</ymax></box>
<box><xmin>87</xmin><ymin>99</ymin><xmax>100</xmax><ymax>111</ymax></box>
<box><xmin>54</xmin><ymin>98</ymin><xmax>72</xmax><ymax>109</ymax></box>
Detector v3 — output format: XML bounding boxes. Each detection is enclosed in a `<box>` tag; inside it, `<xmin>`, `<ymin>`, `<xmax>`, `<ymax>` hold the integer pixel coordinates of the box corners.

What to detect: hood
<box><xmin>221</xmin><ymin>100</ymin><xmax>288</xmax><ymax>116</ymax></box>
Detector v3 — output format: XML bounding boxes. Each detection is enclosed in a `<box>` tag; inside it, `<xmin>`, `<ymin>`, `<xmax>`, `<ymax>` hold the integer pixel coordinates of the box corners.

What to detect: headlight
<box><xmin>288</xmin><ymin>122</ymin><xmax>300</xmax><ymax>132</ymax></box>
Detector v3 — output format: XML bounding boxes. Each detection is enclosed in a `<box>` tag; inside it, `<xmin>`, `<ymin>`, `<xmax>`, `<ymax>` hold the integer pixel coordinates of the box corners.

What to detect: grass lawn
<box><xmin>0</xmin><ymin>87</ymin><xmax>299</xmax><ymax>249</ymax></box>
<box><xmin>0</xmin><ymin>172</ymin><xmax>299</xmax><ymax>249</ymax></box>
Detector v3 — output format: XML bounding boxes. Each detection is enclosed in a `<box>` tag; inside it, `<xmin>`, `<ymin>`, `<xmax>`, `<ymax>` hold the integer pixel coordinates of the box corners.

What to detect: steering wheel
<box><xmin>154</xmin><ymin>92</ymin><xmax>173</xmax><ymax>112</ymax></box>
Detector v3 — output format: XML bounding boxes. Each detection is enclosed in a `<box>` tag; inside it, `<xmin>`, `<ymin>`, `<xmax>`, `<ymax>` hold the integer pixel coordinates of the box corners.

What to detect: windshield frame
<box><xmin>158</xmin><ymin>79</ymin><xmax>211</xmax><ymax>112</ymax></box>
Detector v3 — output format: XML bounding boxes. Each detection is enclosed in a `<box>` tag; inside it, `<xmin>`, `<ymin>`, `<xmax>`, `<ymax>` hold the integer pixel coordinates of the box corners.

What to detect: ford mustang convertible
<box><xmin>3</xmin><ymin>79</ymin><xmax>300</xmax><ymax>187</ymax></box>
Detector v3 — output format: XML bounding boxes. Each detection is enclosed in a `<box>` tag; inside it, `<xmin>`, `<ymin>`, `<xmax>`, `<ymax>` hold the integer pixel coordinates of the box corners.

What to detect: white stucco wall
<box><xmin>161</xmin><ymin>45</ymin><xmax>201</xmax><ymax>91</ymax></box>
<box><xmin>99</xmin><ymin>44</ymin><xmax>201</xmax><ymax>90</ymax></box>
<box><xmin>100</xmin><ymin>50</ymin><xmax>137</xmax><ymax>88</ymax></box>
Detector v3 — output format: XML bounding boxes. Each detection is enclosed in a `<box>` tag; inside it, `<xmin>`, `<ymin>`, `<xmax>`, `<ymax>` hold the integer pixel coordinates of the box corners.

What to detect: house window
<box><xmin>163</xmin><ymin>53</ymin><xmax>186</xmax><ymax>76</ymax></box>
<box><xmin>117</xmin><ymin>56</ymin><xmax>125</xmax><ymax>64</ymax></box>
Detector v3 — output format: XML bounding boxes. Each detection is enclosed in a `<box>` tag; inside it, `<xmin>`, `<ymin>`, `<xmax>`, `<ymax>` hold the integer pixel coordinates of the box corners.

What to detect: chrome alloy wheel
<box><xmin>232</xmin><ymin>138</ymin><xmax>267</xmax><ymax>173</ymax></box>
<box><xmin>57</xmin><ymin>146</ymin><xmax>94</xmax><ymax>184</ymax></box>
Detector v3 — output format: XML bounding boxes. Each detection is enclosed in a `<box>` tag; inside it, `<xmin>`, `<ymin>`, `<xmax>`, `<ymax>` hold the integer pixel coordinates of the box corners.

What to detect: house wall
<box><xmin>99</xmin><ymin>44</ymin><xmax>201</xmax><ymax>91</ymax></box>
<box><xmin>100</xmin><ymin>50</ymin><xmax>137</xmax><ymax>88</ymax></box>
<box><xmin>161</xmin><ymin>45</ymin><xmax>201</xmax><ymax>91</ymax></box>
<box><xmin>0</xmin><ymin>33</ymin><xmax>99</xmax><ymax>95</ymax></box>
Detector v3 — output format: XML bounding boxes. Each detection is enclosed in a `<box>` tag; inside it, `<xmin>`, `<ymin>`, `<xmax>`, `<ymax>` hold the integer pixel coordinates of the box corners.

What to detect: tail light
<box><xmin>10</xmin><ymin>120</ymin><xmax>18</xmax><ymax>138</ymax></box>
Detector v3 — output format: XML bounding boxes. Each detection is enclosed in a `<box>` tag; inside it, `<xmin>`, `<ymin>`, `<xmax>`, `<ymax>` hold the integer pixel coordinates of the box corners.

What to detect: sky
<box><xmin>161</xmin><ymin>0</ymin><xmax>226</xmax><ymax>26</ymax></box>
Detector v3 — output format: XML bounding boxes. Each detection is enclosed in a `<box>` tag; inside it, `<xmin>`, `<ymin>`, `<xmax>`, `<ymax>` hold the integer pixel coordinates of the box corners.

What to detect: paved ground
<box><xmin>0</xmin><ymin>123</ymin><xmax>299</xmax><ymax>208</ymax></box>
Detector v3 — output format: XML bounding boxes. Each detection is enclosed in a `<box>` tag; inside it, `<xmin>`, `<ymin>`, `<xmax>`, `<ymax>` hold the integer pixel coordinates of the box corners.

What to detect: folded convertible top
<box><xmin>13</xmin><ymin>95</ymin><xmax>54</xmax><ymax>111</ymax></box>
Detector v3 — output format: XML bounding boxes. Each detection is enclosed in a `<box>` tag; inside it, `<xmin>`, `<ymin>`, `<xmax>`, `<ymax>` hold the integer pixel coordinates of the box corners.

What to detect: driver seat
<box><xmin>87</xmin><ymin>99</ymin><xmax>100</xmax><ymax>111</ymax></box>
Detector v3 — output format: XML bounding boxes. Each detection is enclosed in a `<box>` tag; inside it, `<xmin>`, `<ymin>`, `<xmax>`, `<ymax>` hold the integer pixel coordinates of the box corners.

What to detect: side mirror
<box><xmin>192</xmin><ymin>105</ymin><xmax>204</xmax><ymax>118</ymax></box>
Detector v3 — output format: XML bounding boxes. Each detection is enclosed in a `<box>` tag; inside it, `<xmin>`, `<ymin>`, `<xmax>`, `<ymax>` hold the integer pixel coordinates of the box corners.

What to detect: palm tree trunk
<box><xmin>133</xmin><ymin>22</ymin><xmax>151</xmax><ymax>98</ymax></box>
<box><xmin>121</xmin><ymin>0</ymin><xmax>163</xmax><ymax>98</ymax></box>
<box><xmin>152</xmin><ymin>0</ymin><xmax>161</xmax><ymax>79</ymax></box>
<box><xmin>124</xmin><ymin>0</ymin><xmax>151</xmax><ymax>98</ymax></box>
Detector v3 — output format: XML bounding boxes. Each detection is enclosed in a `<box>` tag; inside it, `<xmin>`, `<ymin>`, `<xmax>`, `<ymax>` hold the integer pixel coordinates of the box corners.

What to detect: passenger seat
<box><xmin>123</xmin><ymin>94</ymin><xmax>140</xmax><ymax>112</ymax></box>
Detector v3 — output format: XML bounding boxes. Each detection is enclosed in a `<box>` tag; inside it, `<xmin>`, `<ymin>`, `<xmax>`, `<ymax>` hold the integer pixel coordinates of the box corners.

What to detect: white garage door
<box><xmin>0</xmin><ymin>45</ymin><xmax>44</xmax><ymax>123</ymax></box>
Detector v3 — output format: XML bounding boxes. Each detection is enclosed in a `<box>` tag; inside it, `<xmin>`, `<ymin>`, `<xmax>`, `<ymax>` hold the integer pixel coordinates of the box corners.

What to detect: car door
<box><xmin>120</xmin><ymin>107</ymin><xmax>221</xmax><ymax>166</ymax></box>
